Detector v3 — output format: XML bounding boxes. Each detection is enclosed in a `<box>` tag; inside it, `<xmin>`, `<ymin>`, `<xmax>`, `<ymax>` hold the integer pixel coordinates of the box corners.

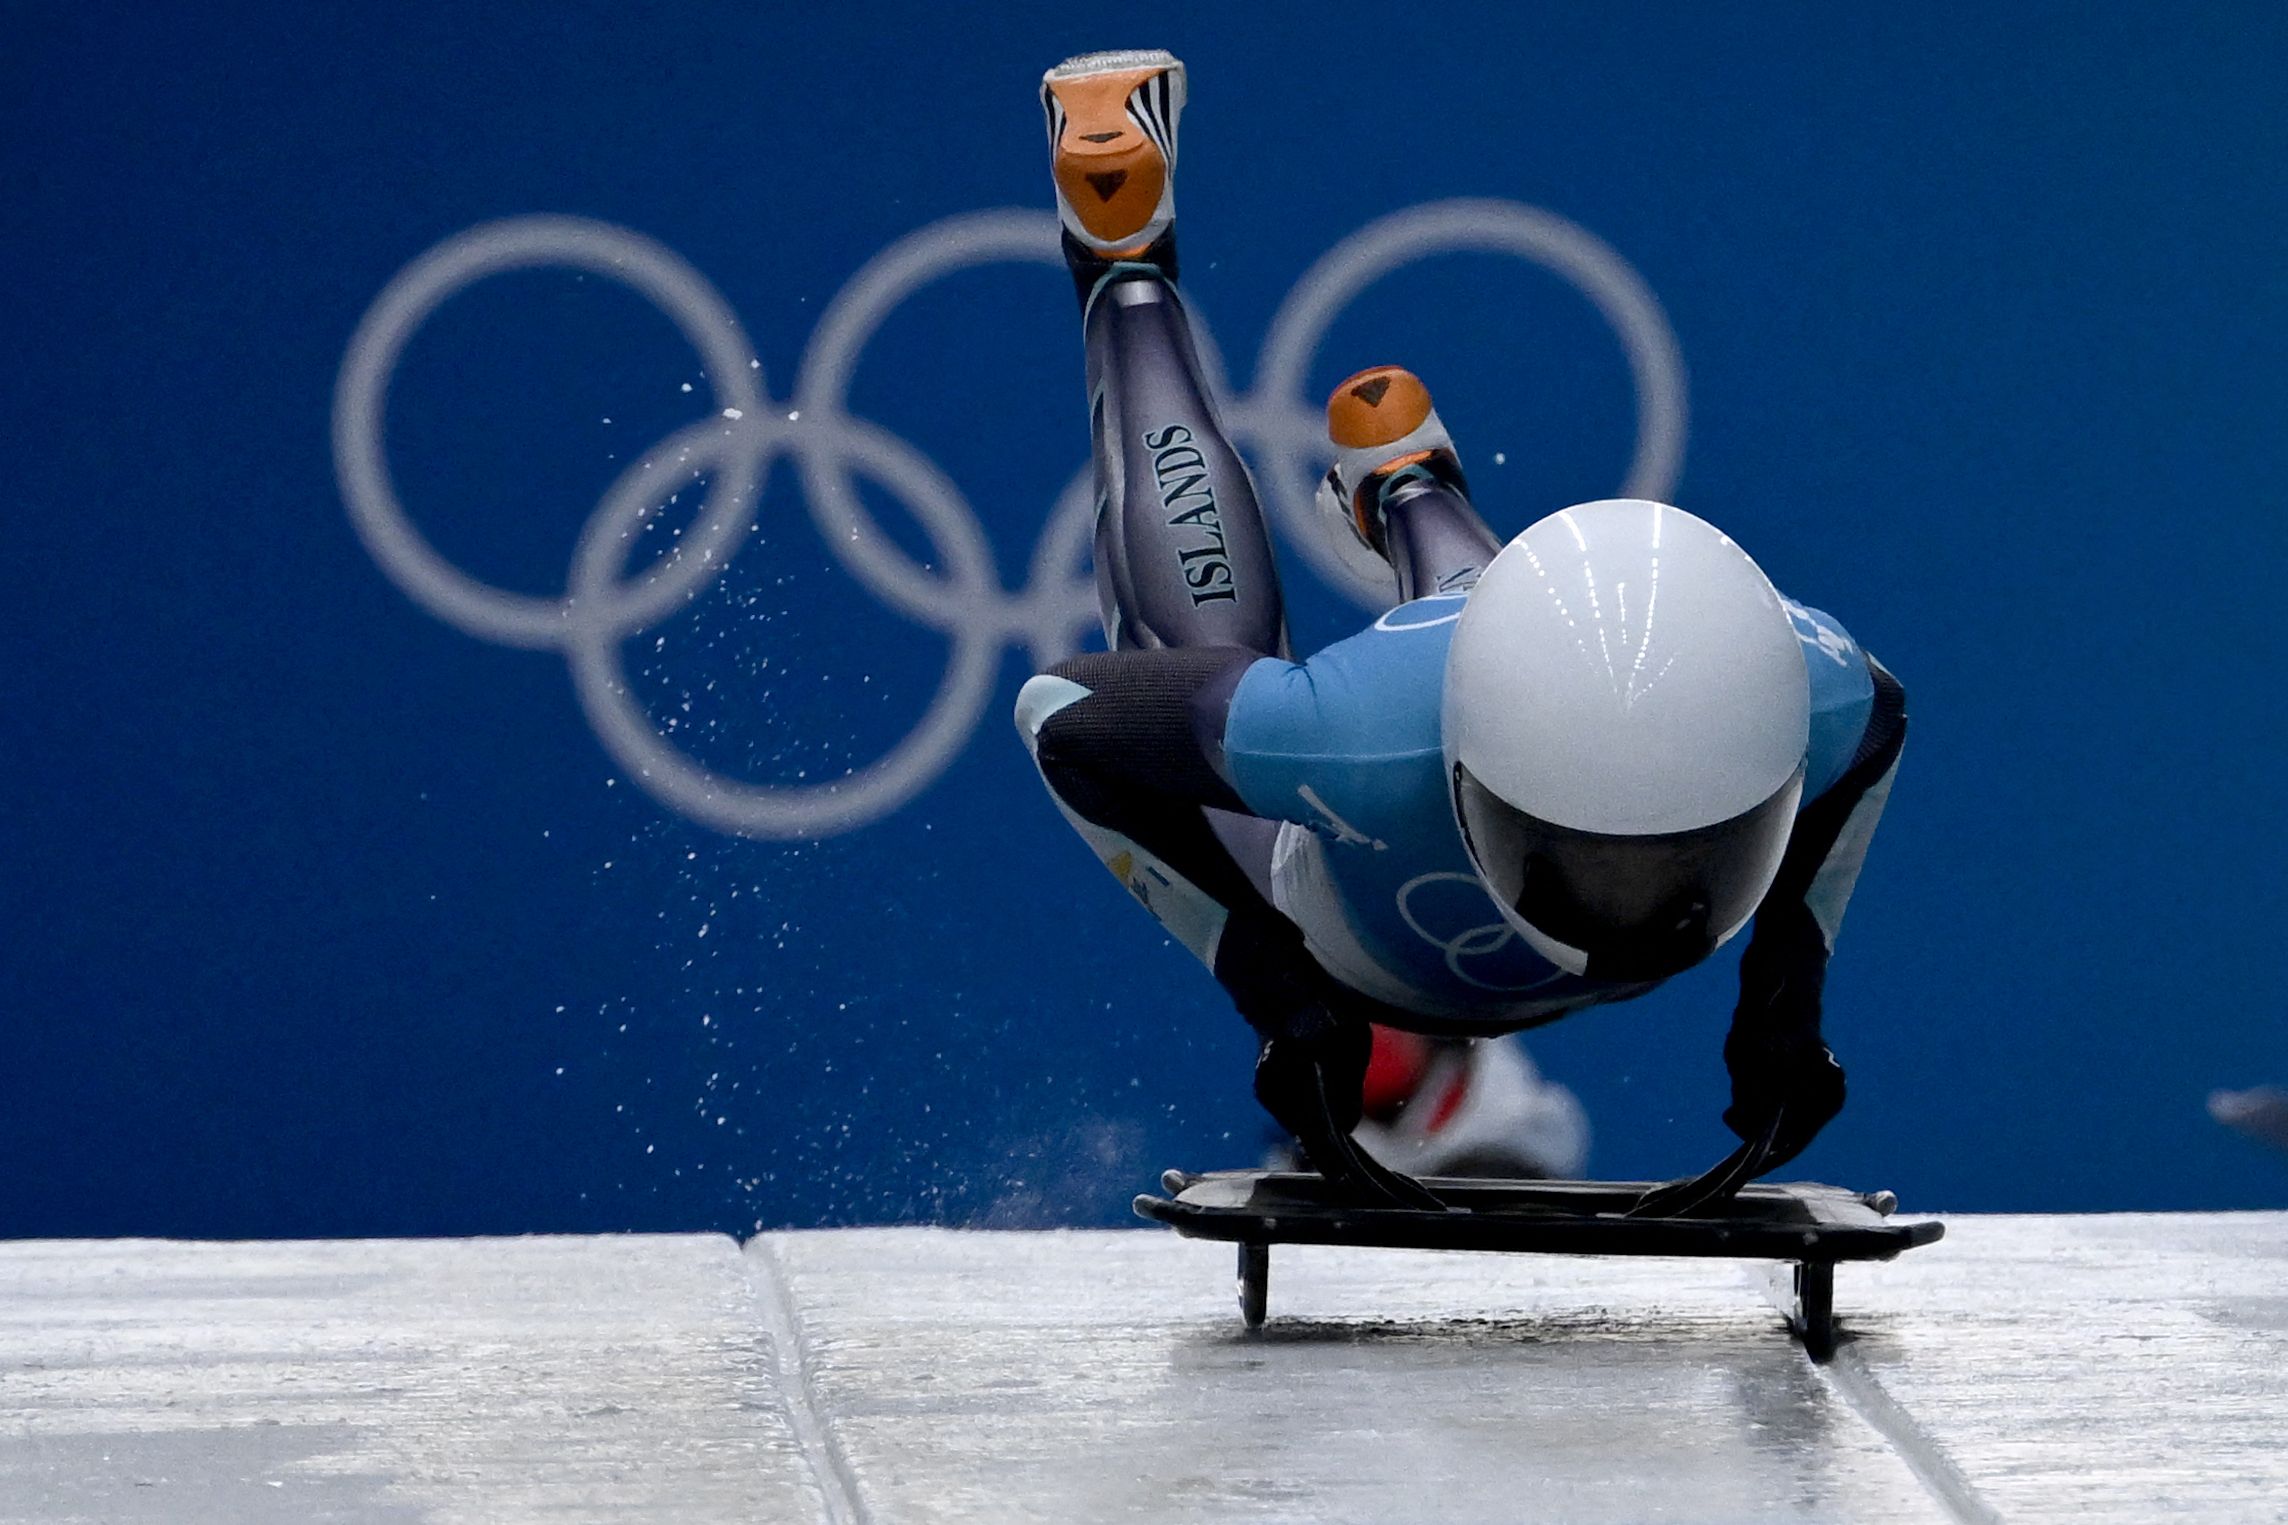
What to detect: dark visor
<box><xmin>1452</xmin><ymin>761</ymin><xmax>1804</xmax><ymax>982</ymax></box>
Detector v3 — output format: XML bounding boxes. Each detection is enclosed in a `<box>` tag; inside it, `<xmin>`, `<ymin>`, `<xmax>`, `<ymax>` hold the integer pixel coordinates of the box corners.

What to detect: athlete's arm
<box><xmin>1722</xmin><ymin>655</ymin><xmax>1908</xmax><ymax>1171</ymax></box>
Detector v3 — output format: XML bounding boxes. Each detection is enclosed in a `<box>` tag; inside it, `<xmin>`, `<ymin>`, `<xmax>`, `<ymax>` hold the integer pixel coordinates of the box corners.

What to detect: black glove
<box><xmin>1252</xmin><ymin>1003</ymin><xmax>1371</xmax><ymax>1140</ymax></box>
<box><xmin>1252</xmin><ymin>1005</ymin><xmax>1442</xmax><ymax>1211</ymax></box>
<box><xmin>1217</xmin><ymin>907</ymin><xmax>1442</xmax><ymax>1210</ymax></box>
<box><xmin>1722</xmin><ymin>1025</ymin><xmax>1845</xmax><ymax>1173</ymax></box>
<box><xmin>1723</xmin><ymin>898</ymin><xmax>1845</xmax><ymax>1173</ymax></box>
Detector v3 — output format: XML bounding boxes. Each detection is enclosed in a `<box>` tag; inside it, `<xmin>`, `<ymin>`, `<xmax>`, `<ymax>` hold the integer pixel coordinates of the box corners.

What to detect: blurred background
<box><xmin>4</xmin><ymin>3</ymin><xmax>2283</xmax><ymax>1240</ymax></box>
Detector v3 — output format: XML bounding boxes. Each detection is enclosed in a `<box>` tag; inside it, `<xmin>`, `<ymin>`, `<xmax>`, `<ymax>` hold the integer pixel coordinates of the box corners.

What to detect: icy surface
<box><xmin>753</xmin><ymin>1229</ymin><xmax>1951</xmax><ymax>1524</ymax></box>
<box><xmin>0</xmin><ymin>1214</ymin><xmax>2283</xmax><ymax>1522</ymax></box>
<box><xmin>0</xmin><ymin>1235</ymin><xmax>820</xmax><ymax>1524</ymax></box>
<box><xmin>1839</xmin><ymin>1212</ymin><xmax>2288</xmax><ymax>1523</ymax></box>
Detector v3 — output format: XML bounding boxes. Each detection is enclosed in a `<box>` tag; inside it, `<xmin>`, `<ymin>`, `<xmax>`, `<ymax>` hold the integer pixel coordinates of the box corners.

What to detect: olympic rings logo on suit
<box><xmin>333</xmin><ymin>201</ymin><xmax>1687</xmax><ymax>840</ymax></box>
<box><xmin>1396</xmin><ymin>870</ymin><xmax>1566</xmax><ymax>994</ymax></box>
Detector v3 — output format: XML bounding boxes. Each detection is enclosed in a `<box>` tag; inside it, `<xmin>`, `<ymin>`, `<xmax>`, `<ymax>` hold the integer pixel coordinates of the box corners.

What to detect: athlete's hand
<box><xmin>1723</xmin><ymin>898</ymin><xmax>1842</xmax><ymax>1172</ymax></box>
<box><xmin>1253</xmin><ymin>1004</ymin><xmax>1371</xmax><ymax>1140</ymax></box>
<box><xmin>1722</xmin><ymin>1027</ymin><xmax>1845</xmax><ymax>1172</ymax></box>
<box><xmin>1254</xmin><ymin>1008</ymin><xmax>1443</xmax><ymax>1211</ymax></box>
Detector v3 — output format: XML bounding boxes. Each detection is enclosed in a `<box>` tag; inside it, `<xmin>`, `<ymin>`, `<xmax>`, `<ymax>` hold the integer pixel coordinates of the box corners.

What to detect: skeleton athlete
<box><xmin>1016</xmin><ymin>50</ymin><xmax>1905</xmax><ymax>1202</ymax></box>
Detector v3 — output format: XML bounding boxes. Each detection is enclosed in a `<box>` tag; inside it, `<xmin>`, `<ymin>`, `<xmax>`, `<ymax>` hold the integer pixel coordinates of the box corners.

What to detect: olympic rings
<box><xmin>1395</xmin><ymin>871</ymin><xmax>1570</xmax><ymax>993</ymax></box>
<box><xmin>333</xmin><ymin>200</ymin><xmax>1686</xmax><ymax>839</ymax></box>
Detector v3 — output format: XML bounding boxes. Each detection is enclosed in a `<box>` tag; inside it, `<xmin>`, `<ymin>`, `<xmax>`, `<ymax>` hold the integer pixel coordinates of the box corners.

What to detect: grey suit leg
<box><xmin>1080</xmin><ymin>271</ymin><xmax>1286</xmax><ymax>895</ymax></box>
<box><xmin>1084</xmin><ymin>275</ymin><xmax>1287</xmax><ymax>658</ymax></box>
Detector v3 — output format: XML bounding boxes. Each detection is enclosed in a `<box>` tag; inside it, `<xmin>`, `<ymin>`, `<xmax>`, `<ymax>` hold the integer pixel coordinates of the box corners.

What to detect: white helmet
<box><xmin>1443</xmin><ymin>500</ymin><xmax>1809</xmax><ymax>981</ymax></box>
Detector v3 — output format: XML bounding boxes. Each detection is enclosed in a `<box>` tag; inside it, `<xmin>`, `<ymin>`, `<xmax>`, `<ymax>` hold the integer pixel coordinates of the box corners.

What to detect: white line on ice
<box><xmin>745</xmin><ymin>1236</ymin><xmax>873</xmax><ymax>1525</ymax></box>
<box><xmin>1752</xmin><ymin>1264</ymin><xmax>2004</xmax><ymax>1525</ymax></box>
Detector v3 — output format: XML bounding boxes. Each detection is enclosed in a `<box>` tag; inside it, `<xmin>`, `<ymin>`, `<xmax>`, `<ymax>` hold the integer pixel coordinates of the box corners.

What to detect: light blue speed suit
<box><xmin>1017</xmin><ymin>259</ymin><xmax>1904</xmax><ymax>1184</ymax></box>
<box><xmin>1220</xmin><ymin>591</ymin><xmax>1888</xmax><ymax>1032</ymax></box>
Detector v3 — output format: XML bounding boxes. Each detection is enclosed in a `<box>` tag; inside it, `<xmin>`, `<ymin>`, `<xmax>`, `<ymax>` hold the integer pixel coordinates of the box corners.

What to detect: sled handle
<box><xmin>1624</xmin><ymin>1108</ymin><xmax>1785</xmax><ymax>1219</ymax></box>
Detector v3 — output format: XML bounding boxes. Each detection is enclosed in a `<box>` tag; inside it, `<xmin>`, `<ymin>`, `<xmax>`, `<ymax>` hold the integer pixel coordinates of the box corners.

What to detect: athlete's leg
<box><xmin>1041</xmin><ymin>49</ymin><xmax>1289</xmax><ymax>904</ymax></box>
<box><xmin>1043</xmin><ymin>49</ymin><xmax>1286</xmax><ymax>659</ymax></box>
<box><xmin>1081</xmin><ymin>274</ymin><xmax>1287</xmax><ymax>657</ymax></box>
<box><xmin>1081</xmin><ymin>273</ymin><xmax>1290</xmax><ymax>899</ymax></box>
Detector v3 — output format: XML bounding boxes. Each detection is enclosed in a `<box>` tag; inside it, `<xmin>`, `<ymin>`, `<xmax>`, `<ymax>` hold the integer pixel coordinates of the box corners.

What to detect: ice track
<box><xmin>0</xmin><ymin>1215</ymin><xmax>2282</xmax><ymax>1522</ymax></box>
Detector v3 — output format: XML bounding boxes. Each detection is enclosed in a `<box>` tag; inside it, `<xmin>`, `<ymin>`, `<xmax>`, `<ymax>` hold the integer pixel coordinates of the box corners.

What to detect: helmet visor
<box><xmin>1451</xmin><ymin>761</ymin><xmax>1805</xmax><ymax>982</ymax></box>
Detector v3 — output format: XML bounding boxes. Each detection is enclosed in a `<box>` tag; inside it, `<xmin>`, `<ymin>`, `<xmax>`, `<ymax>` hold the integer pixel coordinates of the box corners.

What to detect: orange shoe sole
<box><xmin>1045</xmin><ymin>62</ymin><xmax>1177</xmax><ymax>253</ymax></box>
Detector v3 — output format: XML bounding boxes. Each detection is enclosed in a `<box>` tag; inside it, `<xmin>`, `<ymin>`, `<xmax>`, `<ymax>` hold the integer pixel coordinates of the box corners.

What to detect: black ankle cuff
<box><xmin>1063</xmin><ymin>227</ymin><xmax>1180</xmax><ymax>307</ymax></box>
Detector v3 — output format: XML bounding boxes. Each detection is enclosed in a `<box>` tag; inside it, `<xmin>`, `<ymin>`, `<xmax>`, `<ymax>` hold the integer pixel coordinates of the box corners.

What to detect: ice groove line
<box><xmin>744</xmin><ymin>1235</ymin><xmax>872</xmax><ymax>1525</ymax></box>
<box><xmin>1755</xmin><ymin>1269</ymin><xmax>2003</xmax><ymax>1525</ymax></box>
<box><xmin>1820</xmin><ymin>1344</ymin><xmax>2005</xmax><ymax>1525</ymax></box>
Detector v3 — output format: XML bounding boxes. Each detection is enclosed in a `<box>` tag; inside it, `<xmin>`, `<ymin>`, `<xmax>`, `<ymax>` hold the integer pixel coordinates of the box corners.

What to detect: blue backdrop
<box><xmin>5</xmin><ymin>3</ymin><xmax>2284</xmax><ymax>1238</ymax></box>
